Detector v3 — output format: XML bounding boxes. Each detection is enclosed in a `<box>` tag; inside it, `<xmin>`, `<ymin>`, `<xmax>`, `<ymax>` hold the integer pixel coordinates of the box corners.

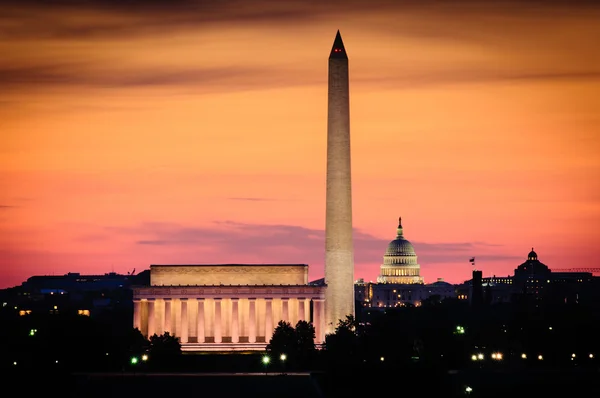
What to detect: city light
<box><xmin>380</xmin><ymin>356</ymin><xmax>385</xmax><ymax>362</ymax></box>
<box><xmin>280</xmin><ymin>354</ymin><xmax>286</xmax><ymax>361</ymax></box>
<box><xmin>572</xmin><ymin>353</ymin><xmax>576</xmax><ymax>358</ymax></box>
<box><xmin>130</xmin><ymin>357</ymin><xmax>138</xmax><ymax>365</ymax></box>
<box><xmin>471</xmin><ymin>355</ymin><xmax>477</xmax><ymax>361</ymax></box>
<box><xmin>29</xmin><ymin>328</ymin><xmax>37</xmax><ymax>336</ymax></box>
<box><xmin>455</xmin><ymin>326</ymin><xmax>465</xmax><ymax>335</ymax></box>
<box><xmin>590</xmin><ymin>354</ymin><xmax>594</xmax><ymax>359</ymax></box>
<box><xmin>477</xmin><ymin>353</ymin><xmax>484</xmax><ymax>360</ymax></box>
<box><xmin>141</xmin><ymin>354</ymin><xmax>148</xmax><ymax>361</ymax></box>
<box><xmin>465</xmin><ymin>386</ymin><xmax>473</xmax><ymax>394</ymax></box>
<box><xmin>521</xmin><ymin>353</ymin><xmax>527</xmax><ymax>359</ymax></box>
<box><xmin>538</xmin><ymin>355</ymin><xmax>543</xmax><ymax>360</ymax></box>
<box><xmin>13</xmin><ymin>361</ymin><xmax>17</xmax><ymax>366</ymax></box>
<box><xmin>262</xmin><ymin>356</ymin><xmax>270</xmax><ymax>365</ymax></box>
<box><xmin>491</xmin><ymin>352</ymin><xmax>503</xmax><ymax>360</ymax></box>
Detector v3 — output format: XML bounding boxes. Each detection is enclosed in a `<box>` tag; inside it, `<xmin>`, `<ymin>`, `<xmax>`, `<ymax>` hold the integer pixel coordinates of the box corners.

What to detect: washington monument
<box><xmin>324</xmin><ymin>30</ymin><xmax>355</xmax><ymax>335</ymax></box>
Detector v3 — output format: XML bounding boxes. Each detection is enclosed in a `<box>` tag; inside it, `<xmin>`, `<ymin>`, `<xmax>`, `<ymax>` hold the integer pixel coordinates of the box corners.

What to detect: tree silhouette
<box><xmin>324</xmin><ymin>315</ymin><xmax>359</xmax><ymax>367</ymax></box>
<box><xmin>266</xmin><ymin>320</ymin><xmax>297</xmax><ymax>357</ymax></box>
<box><xmin>148</xmin><ymin>332</ymin><xmax>181</xmax><ymax>368</ymax></box>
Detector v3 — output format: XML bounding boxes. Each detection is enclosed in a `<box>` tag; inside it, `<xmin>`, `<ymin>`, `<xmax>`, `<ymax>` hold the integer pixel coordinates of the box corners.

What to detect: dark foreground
<box><xmin>11</xmin><ymin>367</ymin><xmax>600</xmax><ymax>398</ymax></box>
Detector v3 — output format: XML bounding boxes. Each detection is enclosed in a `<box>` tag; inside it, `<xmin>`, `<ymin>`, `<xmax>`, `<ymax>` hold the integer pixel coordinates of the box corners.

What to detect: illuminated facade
<box><xmin>132</xmin><ymin>264</ymin><xmax>326</xmax><ymax>352</ymax></box>
<box><xmin>356</xmin><ymin>279</ymin><xmax>456</xmax><ymax>308</ymax></box>
<box><xmin>377</xmin><ymin>218</ymin><xmax>424</xmax><ymax>284</ymax></box>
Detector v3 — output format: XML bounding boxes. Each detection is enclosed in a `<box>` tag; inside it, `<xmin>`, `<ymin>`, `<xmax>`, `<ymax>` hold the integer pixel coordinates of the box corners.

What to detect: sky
<box><xmin>1</xmin><ymin>0</ymin><xmax>599</xmax><ymax>289</ymax></box>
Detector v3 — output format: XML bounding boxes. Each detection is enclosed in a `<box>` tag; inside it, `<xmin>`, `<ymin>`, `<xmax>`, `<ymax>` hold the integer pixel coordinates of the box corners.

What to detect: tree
<box><xmin>324</xmin><ymin>315</ymin><xmax>359</xmax><ymax>366</ymax></box>
<box><xmin>148</xmin><ymin>332</ymin><xmax>181</xmax><ymax>366</ymax></box>
<box><xmin>295</xmin><ymin>320</ymin><xmax>316</xmax><ymax>367</ymax></box>
<box><xmin>266</xmin><ymin>320</ymin><xmax>297</xmax><ymax>357</ymax></box>
<box><xmin>296</xmin><ymin>320</ymin><xmax>316</xmax><ymax>352</ymax></box>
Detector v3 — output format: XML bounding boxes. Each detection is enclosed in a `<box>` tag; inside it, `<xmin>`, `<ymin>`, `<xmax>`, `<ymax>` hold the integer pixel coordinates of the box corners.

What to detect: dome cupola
<box><xmin>377</xmin><ymin>217</ymin><xmax>424</xmax><ymax>284</ymax></box>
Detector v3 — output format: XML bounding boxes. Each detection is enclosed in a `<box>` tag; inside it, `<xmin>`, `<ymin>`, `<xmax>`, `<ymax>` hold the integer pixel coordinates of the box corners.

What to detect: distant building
<box><xmin>355</xmin><ymin>278</ymin><xmax>457</xmax><ymax>308</ymax></box>
<box><xmin>1</xmin><ymin>271</ymin><xmax>148</xmax><ymax>318</ymax></box>
<box><xmin>462</xmin><ymin>248</ymin><xmax>597</xmax><ymax>305</ymax></box>
<box><xmin>377</xmin><ymin>217</ymin><xmax>424</xmax><ymax>284</ymax></box>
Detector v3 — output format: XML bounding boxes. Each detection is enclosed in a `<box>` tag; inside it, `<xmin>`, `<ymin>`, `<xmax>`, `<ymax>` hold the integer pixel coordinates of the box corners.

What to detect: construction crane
<box><xmin>552</xmin><ymin>268</ymin><xmax>600</xmax><ymax>274</ymax></box>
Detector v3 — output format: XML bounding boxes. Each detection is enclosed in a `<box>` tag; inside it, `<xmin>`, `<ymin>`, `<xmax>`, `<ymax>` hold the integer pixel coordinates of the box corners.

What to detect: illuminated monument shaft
<box><xmin>324</xmin><ymin>31</ymin><xmax>354</xmax><ymax>335</ymax></box>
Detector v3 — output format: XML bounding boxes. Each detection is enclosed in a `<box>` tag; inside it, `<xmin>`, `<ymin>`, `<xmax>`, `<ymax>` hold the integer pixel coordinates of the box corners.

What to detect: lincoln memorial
<box><xmin>133</xmin><ymin>264</ymin><xmax>326</xmax><ymax>352</ymax></box>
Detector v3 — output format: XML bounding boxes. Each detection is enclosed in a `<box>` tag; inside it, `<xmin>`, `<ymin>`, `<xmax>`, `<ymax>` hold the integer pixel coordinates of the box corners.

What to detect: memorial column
<box><xmin>196</xmin><ymin>298</ymin><xmax>205</xmax><ymax>343</ymax></box>
<box><xmin>214</xmin><ymin>298</ymin><xmax>222</xmax><ymax>343</ymax></box>
<box><xmin>281</xmin><ymin>298</ymin><xmax>289</xmax><ymax>323</ymax></box>
<box><xmin>147</xmin><ymin>298</ymin><xmax>156</xmax><ymax>338</ymax></box>
<box><xmin>313</xmin><ymin>298</ymin><xmax>325</xmax><ymax>344</ymax></box>
<box><xmin>265</xmin><ymin>298</ymin><xmax>273</xmax><ymax>342</ymax></box>
<box><xmin>164</xmin><ymin>298</ymin><xmax>172</xmax><ymax>334</ymax></box>
<box><xmin>297</xmin><ymin>298</ymin><xmax>306</xmax><ymax>321</ymax></box>
<box><xmin>248</xmin><ymin>298</ymin><xmax>257</xmax><ymax>343</ymax></box>
<box><xmin>133</xmin><ymin>299</ymin><xmax>141</xmax><ymax>331</ymax></box>
<box><xmin>181</xmin><ymin>299</ymin><xmax>188</xmax><ymax>343</ymax></box>
<box><xmin>231</xmin><ymin>298</ymin><xmax>239</xmax><ymax>343</ymax></box>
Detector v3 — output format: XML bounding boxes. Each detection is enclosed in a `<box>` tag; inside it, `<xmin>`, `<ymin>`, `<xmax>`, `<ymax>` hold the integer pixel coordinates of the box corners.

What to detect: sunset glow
<box><xmin>1</xmin><ymin>1</ymin><xmax>599</xmax><ymax>288</ymax></box>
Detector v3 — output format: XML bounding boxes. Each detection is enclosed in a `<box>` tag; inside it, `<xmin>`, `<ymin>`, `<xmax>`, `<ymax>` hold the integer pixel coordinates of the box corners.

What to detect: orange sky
<box><xmin>1</xmin><ymin>1</ymin><xmax>599</xmax><ymax>288</ymax></box>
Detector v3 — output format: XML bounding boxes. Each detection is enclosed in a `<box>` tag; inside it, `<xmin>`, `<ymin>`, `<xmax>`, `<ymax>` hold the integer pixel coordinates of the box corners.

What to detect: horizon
<box><xmin>1</xmin><ymin>0</ymin><xmax>599</xmax><ymax>289</ymax></box>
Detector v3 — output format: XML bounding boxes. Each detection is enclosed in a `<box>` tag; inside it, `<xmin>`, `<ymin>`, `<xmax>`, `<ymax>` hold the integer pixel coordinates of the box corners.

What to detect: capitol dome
<box><xmin>377</xmin><ymin>217</ymin><xmax>424</xmax><ymax>284</ymax></box>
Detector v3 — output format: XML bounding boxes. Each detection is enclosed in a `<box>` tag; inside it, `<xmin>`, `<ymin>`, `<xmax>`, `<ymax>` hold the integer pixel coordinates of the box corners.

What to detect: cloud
<box><xmin>0</xmin><ymin>63</ymin><xmax>319</xmax><ymax>92</ymax></box>
<box><xmin>0</xmin><ymin>205</ymin><xmax>17</xmax><ymax>210</ymax></box>
<box><xmin>1</xmin><ymin>0</ymin><xmax>598</xmax><ymax>41</ymax></box>
<box><xmin>108</xmin><ymin>220</ymin><xmax>510</xmax><ymax>267</ymax></box>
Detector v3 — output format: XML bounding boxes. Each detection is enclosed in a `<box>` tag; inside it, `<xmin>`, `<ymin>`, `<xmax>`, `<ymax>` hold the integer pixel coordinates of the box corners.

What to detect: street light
<box><xmin>280</xmin><ymin>354</ymin><xmax>287</xmax><ymax>361</ymax></box>
<box><xmin>380</xmin><ymin>356</ymin><xmax>385</xmax><ymax>362</ymax></box>
<box><xmin>465</xmin><ymin>386</ymin><xmax>473</xmax><ymax>394</ymax></box>
<box><xmin>262</xmin><ymin>355</ymin><xmax>270</xmax><ymax>375</ymax></box>
<box><xmin>130</xmin><ymin>356</ymin><xmax>138</xmax><ymax>365</ymax></box>
<box><xmin>141</xmin><ymin>354</ymin><xmax>148</xmax><ymax>362</ymax></box>
<box><xmin>521</xmin><ymin>353</ymin><xmax>527</xmax><ymax>359</ymax></box>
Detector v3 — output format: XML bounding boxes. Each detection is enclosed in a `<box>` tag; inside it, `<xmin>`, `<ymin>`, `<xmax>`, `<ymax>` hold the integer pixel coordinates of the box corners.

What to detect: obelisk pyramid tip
<box><xmin>329</xmin><ymin>30</ymin><xmax>347</xmax><ymax>59</ymax></box>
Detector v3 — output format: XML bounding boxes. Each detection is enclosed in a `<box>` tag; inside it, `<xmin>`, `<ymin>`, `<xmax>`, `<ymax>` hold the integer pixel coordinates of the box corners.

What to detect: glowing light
<box><xmin>471</xmin><ymin>355</ymin><xmax>477</xmax><ymax>361</ymax></box>
<box><xmin>465</xmin><ymin>386</ymin><xmax>473</xmax><ymax>393</ymax></box>
<box><xmin>380</xmin><ymin>356</ymin><xmax>385</xmax><ymax>362</ymax></box>
<box><xmin>280</xmin><ymin>354</ymin><xmax>286</xmax><ymax>361</ymax></box>
<box><xmin>549</xmin><ymin>326</ymin><xmax>553</xmax><ymax>330</ymax></box>
<box><xmin>130</xmin><ymin>357</ymin><xmax>138</xmax><ymax>365</ymax></box>
<box><xmin>477</xmin><ymin>353</ymin><xmax>484</xmax><ymax>360</ymax></box>
<box><xmin>538</xmin><ymin>355</ymin><xmax>543</xmax><ymax>360</ymax></box>
<box><xmin>590</xmin><ymin>354</ymin><xmax>594</xmax><ymax>359</ymax></box>
<box><xmin>572</xmin><ymin>353</ymin><xmax>576</xmax><ymax>358</ymax></box>
<box><xmin>13</xmin><ymin>361</ymin><xmax>17</xmax><ymax>366</ymax></box>
<box><xmin>521</xmin><ymin>353</ymin><xmax>527</xmax><ymax>359</ymax></box>
<box><xmin>262</xmin><ymin>356</ymin><xmax>270</xmax><ymax>365</ymax></box>
<box><xmin>491</xmin><ymin>352</ymin><xmax>502</xmax><ymax>360</ymax></box>
<box><xmin>141</xmin><ymin>354</ymin><xmax>148</xmax><ymax>361</ymax></box>
<box><xmin>55</xmin><ymin>360</ymin><xmax>59</xmax><ymax>364</ymax></box>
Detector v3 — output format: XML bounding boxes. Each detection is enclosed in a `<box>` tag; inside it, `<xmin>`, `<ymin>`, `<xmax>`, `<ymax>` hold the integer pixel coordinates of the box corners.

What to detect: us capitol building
<box><xmin>356</xmin><ymin>217</ymin><xmax>457</xmax><ymax>309</ymax></box>
<box><xmin>377</xmin><ymin>217</ymin><xmax>424</xmax><ymax>284</ymax></box>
